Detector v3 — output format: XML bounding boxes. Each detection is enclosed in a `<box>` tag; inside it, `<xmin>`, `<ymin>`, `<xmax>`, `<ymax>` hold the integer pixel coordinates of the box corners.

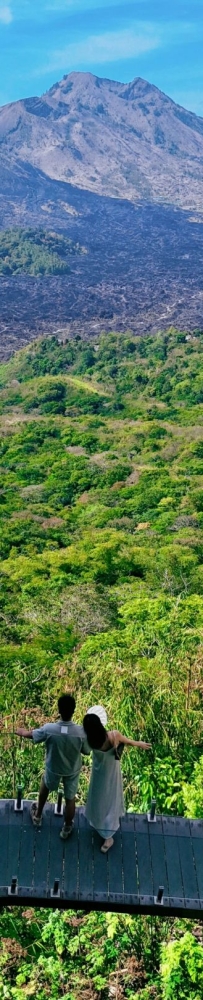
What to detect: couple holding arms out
<box><xmin>15</xmin><ymin>694</ymin><xmax>151</xmax><ymax>853</ymax></box>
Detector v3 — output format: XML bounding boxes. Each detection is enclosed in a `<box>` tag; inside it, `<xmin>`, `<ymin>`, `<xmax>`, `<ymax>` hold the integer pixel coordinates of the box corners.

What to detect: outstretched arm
<box><xmin>108</xmin><ymin>730</ymin><xmax>151</xmax><ymax>750</ymax></box>
<box><xmin>0</xmin><ymin>721</ymin><xmax>33</xmax><ymax>739</ymax></box>
<box><xmin>15</xmin><ymin>728</ymin><xmax>33</xmax><ymax>739</ymax></box>
<box><xmin>0</xmin><ymin>719</ymin><xmax>46</xmax><ymax>741</ymax></box>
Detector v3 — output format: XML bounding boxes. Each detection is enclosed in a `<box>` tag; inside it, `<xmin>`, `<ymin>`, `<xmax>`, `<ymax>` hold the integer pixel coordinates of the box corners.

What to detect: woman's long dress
<box><xmin>85</xmin><ymin>747</ymin><xmax>125</xmax><ymax>838</ymax></box>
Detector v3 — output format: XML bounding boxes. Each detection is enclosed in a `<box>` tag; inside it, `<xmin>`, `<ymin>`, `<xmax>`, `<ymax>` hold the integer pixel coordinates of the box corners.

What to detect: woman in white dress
<box><xmin>83</xmin><ymin>706</ymin><xmax>151</xmax><ymax>853</ymax></box>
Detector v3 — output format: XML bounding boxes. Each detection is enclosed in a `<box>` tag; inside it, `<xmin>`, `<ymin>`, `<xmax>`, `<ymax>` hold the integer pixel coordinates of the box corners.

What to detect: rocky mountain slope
<box><xmin>0</xmin><ymin>72</ymin><xmax>203</xmax><ymax>358</ymax></box>
<box><xmin>1</xmin><ymin>72</ymin><xmax>203</xmax><ymax>211</ymax></box>
<box><xmin>0</xmin><ymin>192</ymin><xmax>203</xmax><ymax>360</ymax></box>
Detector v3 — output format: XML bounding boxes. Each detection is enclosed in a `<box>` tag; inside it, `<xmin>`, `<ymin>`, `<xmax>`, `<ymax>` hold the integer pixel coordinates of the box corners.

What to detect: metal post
<box><xmin>155</xmin><ymin>885</ymin><xmax>164</xmax><ymax>904</ymax></box>
<box><xmin>8</xmin><ymin>876</ymin><xmax>17</xmax><ymax>895</ymax></box>
<box><xmin>14</xmin><ymin>787</ymin><xmax>23</xmax><ymax>812</ymax></box>
<box><xmin>55</xmin><ymin>791</ymin><xmax>63</xmax><ymax>815</ymax></box>
<box><xmin>147</xmin><ymin>798</ymin><xmax>156</xmax><ymax>822</ymax></box>
<box><xmin>17</xmin><ymin>787</ymin><xmax>22</xmax><ymax>809</ymax></box>
<box><xmin>51</xmin><ymin>878</ymin><xmax>60</xmax><ymax>897</ymax></box>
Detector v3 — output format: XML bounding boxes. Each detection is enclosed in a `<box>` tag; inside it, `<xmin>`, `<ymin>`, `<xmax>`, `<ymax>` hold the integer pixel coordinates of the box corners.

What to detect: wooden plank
<box><xmin>18</xmin><ymin>802</ymin><xmax>35</xmax><ymax>888</ymax></box>
<box><xmin>33</xmin><ymin>804</ymin><xmax>52</xmax><ymax>893</ymax></box>
<box><xmin>0</xmin><ymin>801</ymin><xmax>10</xmax><ymax>886</ymax></box>
<box><xmin>134</xmin><ymin>815</ymin><xmax>149</xmax><ymax>836</ymax></box>
<box><xmin>7</xmin><ymin>804</ymin><xmax>23</xmax><ymax>885</ymax></box>
<box><xmin>63</xmin><ymin>809</ymin><xmax>79</xmax><ymax>900</ymax></box>
<box><xmin>175</xmin><ymin>818</ymin><xmax>191</xmax><ymax>838</ymax></box>
<box><xmin>179</xmin><ymin>835</ymin><xmax>199</xmax><ymax>901</ymax></box>
<box><xmin>108</xmin><ymin>826</ymin><xmax>123</xmax><ymax>896</ymax></box>
<box><xmin>190</xmin><ymin>820</ymin><xmax>203</xmax><ymax>839</ymax></box>
<box><xmin>149</xmin><ymin>826</ymin><xmax>168</xmax><ymax>897</ymax></box>
<box><xmin>190</xmin><ymin>837</ymin><xmax>203</xmax><ymax>900</ymax></box>
<box><xmin>93</xmin><ymin>828</ymin><xmax>109</xmax><ymax>899</ymax></box>
<box><xmin>162</xmin><ymin>817</ymin><xmax>177</xmax><ymax>838</ymax></box>
<box><xmin>121</xmin><ymin>815</ymin><xmax>138</xmax><ymax>896</ymax></box>
<box><xmin>185</xmin><ymin>898</ymin><xmax>202</xmax><ymax>914</ymax></box>
<box><xmin>136</xmin><ymin>829</ymin><xmax>153</xmax><ymax>896</ymax></box>
<box><xmin>48</xmin><ymin>809</ymin><xmax>64</xmax><ymax>896</ymax></box>
<box><xmin>147</xmin><ymin>817</ymin><xmax>163</xmax><ymax>836</ymax></box>
<box><xmin>135</xmin><ymin>813</ymin><xmax>153</xmax><ymax>896</ymax></box>
<box><xmin>165</xmin><ymin>895</ymin><xmax>186</xmax><ymax>914</ymax></box>
<box><xmin>163</xmin><ymin>828</ymin><xmax>183</xmax><ymax>898</ymax></box>
<box><xmin>78</xmin><ymin>811</ymin><xmax>94</xmax><ymax>901</ymax></box>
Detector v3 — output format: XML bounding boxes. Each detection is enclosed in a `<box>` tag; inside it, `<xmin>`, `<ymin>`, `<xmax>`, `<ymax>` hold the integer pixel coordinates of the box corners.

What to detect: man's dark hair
<box><xmin>58</xmin><ymin>694</ymin><xmax>76</xmax><ymax>721</ymax></box>
<box><xmin>83</xmin><ymin>713</ymin><xmax>107</xmax><ymax>750</ymax></box>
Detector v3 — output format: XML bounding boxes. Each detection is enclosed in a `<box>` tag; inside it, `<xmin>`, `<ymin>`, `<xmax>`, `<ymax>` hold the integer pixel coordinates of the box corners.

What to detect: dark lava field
<box><xmin>0</xmin><ymin>178</ymin><xmax>203</xmax><ymax>358</ymax></box>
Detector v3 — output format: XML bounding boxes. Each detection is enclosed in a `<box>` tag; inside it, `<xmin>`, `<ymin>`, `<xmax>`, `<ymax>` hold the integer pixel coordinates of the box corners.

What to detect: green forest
<box><xmin>0</xmin><ymin>228</ymin><xmax>86</xmax><ymax>275</ymax></box>
<box><xmin>0</xmin><ymin>326</ymin><xmax>203</xmax><ymax>998</ymax></box>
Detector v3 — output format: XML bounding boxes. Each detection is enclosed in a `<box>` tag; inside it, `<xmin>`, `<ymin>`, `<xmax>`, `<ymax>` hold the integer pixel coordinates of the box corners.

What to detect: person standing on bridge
<box><xmin>83</xmin><ymin>706</ymin><xmax>151</xmax><ymax>853</ymax></box>
<box><xmin>15</xmin><ymin>693</ymin><xmax>90</xmax><ymax>840</ymax></box>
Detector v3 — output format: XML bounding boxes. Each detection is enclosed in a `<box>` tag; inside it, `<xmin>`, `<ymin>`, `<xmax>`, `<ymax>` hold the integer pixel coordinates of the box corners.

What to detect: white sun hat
<box><xmin>86</xmin><ymin>704</ymin><xmax>107</xmax><ymax>726</ymax></box>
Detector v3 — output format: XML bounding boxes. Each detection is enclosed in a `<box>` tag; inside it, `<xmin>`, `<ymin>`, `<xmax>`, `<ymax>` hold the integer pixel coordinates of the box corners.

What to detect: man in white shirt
<box><xmin>15</xmin><ymin>693</ymin><xmax>90</xmax><ymax>839</ymax></box>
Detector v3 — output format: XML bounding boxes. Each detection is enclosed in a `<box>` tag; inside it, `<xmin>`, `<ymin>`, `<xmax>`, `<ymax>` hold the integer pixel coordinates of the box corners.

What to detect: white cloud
<box><xmin>33</xmin><ymin>24</ymin><xmax>160</xmax><ymax>76</ymax></box>
<box><xmin>0</xmin><ymin>4</ymin><xmax>12</xmax><ymax>22</ymax></box>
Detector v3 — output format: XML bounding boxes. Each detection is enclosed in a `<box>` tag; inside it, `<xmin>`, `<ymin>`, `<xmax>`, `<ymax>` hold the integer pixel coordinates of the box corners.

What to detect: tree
<box><xmin>161</xmin><ymin>932</ymin><xmax>203</xmax><ymax>1000</ymax></box>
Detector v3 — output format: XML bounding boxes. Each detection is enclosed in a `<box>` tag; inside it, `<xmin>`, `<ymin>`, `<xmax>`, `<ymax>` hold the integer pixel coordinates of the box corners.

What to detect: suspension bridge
<box><xmin>0</xmin><ymin>794</ymin><xmax>203</xmax><ymax>917</ymax></box>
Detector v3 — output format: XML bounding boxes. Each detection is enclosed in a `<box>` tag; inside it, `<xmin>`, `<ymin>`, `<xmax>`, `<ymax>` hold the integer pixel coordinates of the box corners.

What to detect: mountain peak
<box><xmin>0</xmin><ymin>71</ymin><xmax>203</xmax><ymax>211</ymax></box>
<box><xmin>47</xmin><ymin>71</ymin><xmax>173</xmax><ymax>103</ymax></box>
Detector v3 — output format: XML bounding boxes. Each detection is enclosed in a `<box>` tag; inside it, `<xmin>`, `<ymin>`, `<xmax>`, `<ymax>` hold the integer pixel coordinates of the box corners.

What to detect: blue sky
<box><xmin>0</xmin><ymin>0</ymin><xmax>202</xmax><ymax>115</ymax></box>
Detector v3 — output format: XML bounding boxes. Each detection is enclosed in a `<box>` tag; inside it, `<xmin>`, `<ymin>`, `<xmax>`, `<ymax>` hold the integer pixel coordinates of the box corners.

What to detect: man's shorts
<box><xmin>44</xmin><ymin>768</ymin><xmax>80</xmax><ymax>799</ymax></box>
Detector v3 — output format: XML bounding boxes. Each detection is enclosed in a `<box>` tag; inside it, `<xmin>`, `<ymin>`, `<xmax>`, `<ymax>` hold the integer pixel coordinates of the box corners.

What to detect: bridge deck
<box><xmin>1</xmin><ymin>800</ymin><xmax>203</xmax><ymax>917</ymax></box>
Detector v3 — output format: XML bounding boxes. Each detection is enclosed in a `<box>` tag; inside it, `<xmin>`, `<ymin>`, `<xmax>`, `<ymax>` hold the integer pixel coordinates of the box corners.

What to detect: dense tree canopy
<box><xmin>0</xmin><ymin>228</ymin><xmax>86</xmax><ymax>275</ymax></box>
<box><xmin>0</xmin><ymin>326</ymin><xmax>203</xmax><ymax>998</ymax></box>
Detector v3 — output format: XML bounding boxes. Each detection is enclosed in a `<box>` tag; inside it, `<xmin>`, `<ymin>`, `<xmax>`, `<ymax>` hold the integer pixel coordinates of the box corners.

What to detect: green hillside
<box><xmin>0</xmin><ymin>327</ymin><xmax>203</xmax><ymax>998</ymax></box>
<box><xmin>0</xmin><ymin>228</ymin><xmax>86</xmax><ymax>275</ymax></box>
